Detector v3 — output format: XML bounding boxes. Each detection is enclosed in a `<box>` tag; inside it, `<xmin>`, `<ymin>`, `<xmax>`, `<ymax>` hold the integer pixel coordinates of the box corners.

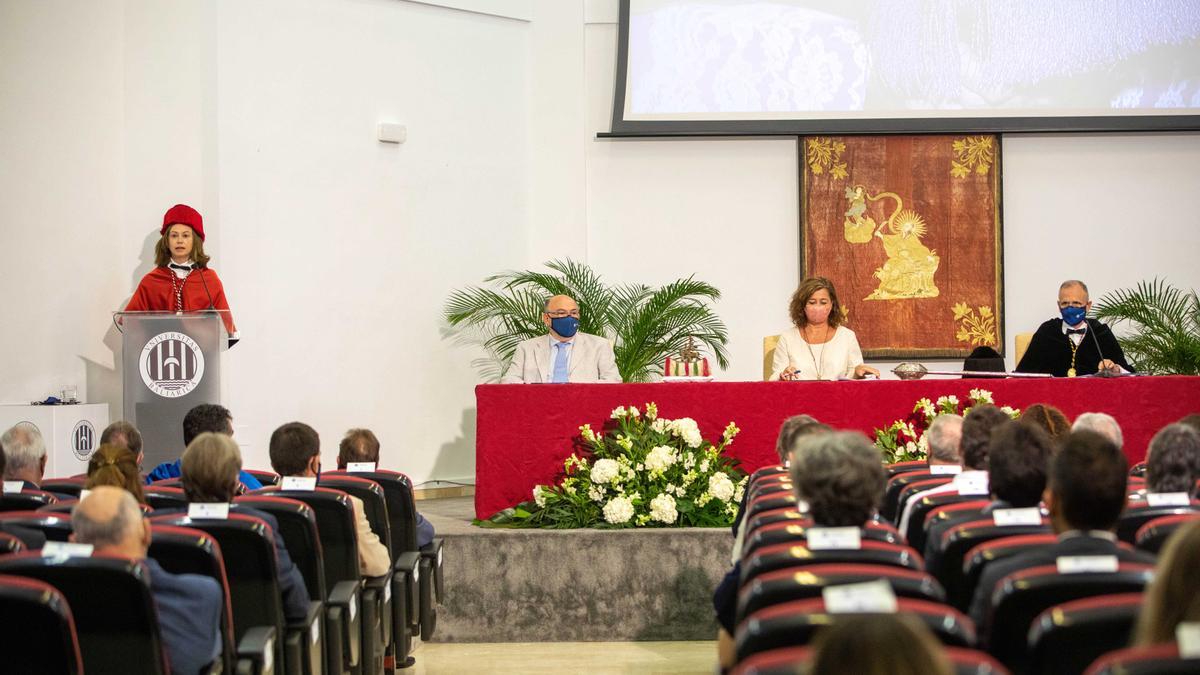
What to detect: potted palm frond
<box><xmin>444</xmin><ymin>259</ymin><xmax>730</xmax><ymax>382</ymax></box>
<box><xmin>1092</xmin><ymin>278</ymin><xmax>1200</xmax><ymax>375</ymax></box>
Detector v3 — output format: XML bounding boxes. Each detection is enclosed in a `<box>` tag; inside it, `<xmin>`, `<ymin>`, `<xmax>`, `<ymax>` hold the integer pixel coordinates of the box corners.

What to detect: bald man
<box><xmin>72</xmin><ymin>487</ymin><xmax>222</xmax><ymax>675</ymax></box>
<box><xmin>501</xmin><ymin>294</ymin><xmax>621</xmax><ymax>384</ymax></box>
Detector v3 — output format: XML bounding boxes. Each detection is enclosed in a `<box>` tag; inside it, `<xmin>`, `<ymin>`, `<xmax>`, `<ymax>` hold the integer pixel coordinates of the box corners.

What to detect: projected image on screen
<box><xmin>618</xmin><ymin>0</ymin><xmax>1200</xmax><ymax>131</ymax></box>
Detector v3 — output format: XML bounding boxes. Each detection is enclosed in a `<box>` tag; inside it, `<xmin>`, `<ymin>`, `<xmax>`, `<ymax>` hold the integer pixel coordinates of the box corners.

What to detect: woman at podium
<box><xmin>125</xmin><ymin>204</ymin><xmax>239</xmax><ymax>344</ymax></box>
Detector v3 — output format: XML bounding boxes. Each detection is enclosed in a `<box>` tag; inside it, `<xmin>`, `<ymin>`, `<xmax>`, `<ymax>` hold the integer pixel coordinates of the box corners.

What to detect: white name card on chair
<box><xmin>1056</xmin><ymin>555</ymin><xmax>1119</xmax><ymax>574</ymax></box>
<box><xmin>1177</xmin><ymin>622</ymin><xmax>1200</xmax><ymax>658</ymax></box>
<box><xmin>347</xmin><ymin>462</ymin><xmax>377</xmax><ymax>473</ymax></box>
<box><xmin>807</xmin><ymin>527</ymin><xmax>861</xmax><ymax>550</ymax></box>
<box><xmin>992</xmin><ymin>508</ymin><xmax>1042</xmax><ymax>527</ymax></box>
<box><xmin>929</xmin><ymin>465</ymin><xmax>962</xmax><ymax>476</ymax></box>
<box><xmin>955</xmin><ymin>474</ymin><xmax>989</xmax><ymax>496</ymax></box>
<box><xmin>281</xmin><ymin>476</ymin><xmax>317</xmax><ymax>491</ymax></box>
<box><xmin>42</xmin><ymin>542</ymin><xmax>94</xmax><ymax>559</ymax></box>
<box><xmin>78</xmin><ymin>489</ymin><xmax>92</xmax><ymax>501</ymax></box>
<box><xmin>1146</xmin><ymin>492</ymin><xmax>1191</xmax><ymax>507</ymax></box>
<box><xmin>2</xmin><ymin>481</ymin><xmax>22</xmax><ymax>494</ymax></box>
<box><xmin>822</xmin><ymin>580</ymin><xmax>898</xmax><ymax>613</ymax></box>
<box><xmin>188</xmin><ymin>503</ymin><xmax>230</xmax><ymax>520</ymax></box>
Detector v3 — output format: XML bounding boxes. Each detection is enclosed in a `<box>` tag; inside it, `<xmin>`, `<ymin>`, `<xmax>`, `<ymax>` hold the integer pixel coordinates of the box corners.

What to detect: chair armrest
<box><xmin>394</xmin><ymin>552</ymin><xmax>420</xmax><ymax>629</ymax></box>
<box><xmin>364</xmin><ymin>572</ymin><xmax>394</xmax><ymax>648</ymax></box>
<box><xmin>236</xmin><ymin>625</ymin><xmax>277</xmax><ymax>675</ymax></box>
<box><xmin>328</xmin><ymin>580</ymin><xmax>361</xmax><ymax>668</ymax></box>
<box><xmin>284</xmin><ymin>602</ymin><xmax>324</xmax><ymax>675</ymax></box>
<box><xmin>420</xmin><ymin>538</ymin><xmax>445</xmax><ymax>603</ymax></box>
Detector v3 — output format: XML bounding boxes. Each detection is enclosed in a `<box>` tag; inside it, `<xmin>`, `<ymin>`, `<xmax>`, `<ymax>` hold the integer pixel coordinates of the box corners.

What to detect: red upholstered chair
<box><xmin>0</xmin><ymin>511</ymin><xmax>75</xmax><ymax>543</ymax></box>
<box><xmin>143</xmin><ymin>485</ymin><xmax>188</xmax><ymax>511</ymax></box>
<box><xmin>1085</xmin><ymin>643</ymin><xmax>1200</xmax><ymax>675</ymax></box>
<box><xmin>731</xmin><ymin>645</ymin><xmax>1009</xmax><ymax>675</ymax></box>
<box><xmin>0</xmin><ymin>489</ymin><xmax>57</xmax><ymax>512</ymax></box>
<box><xmin>741</xmin><ymin>506</ymin><xmax>806</xmax><ymax>539</ymax></box>
<box><xmin>887</xmin><ymin>460</ymin><xmax>932</xmax><ymax>477</ymax></box>
<box><xmin>149</xmin><ymin>477</ymin><xmax>183</xmax><ymax>488</ymax></box>
<box><xmin>244</xmin><ymin>469</ymin><xmax>280</xmax><ymax>486</ymax></box>
<box><xmin>1116</xmin><ymin>500</ymin><xmax>1200</xmax><ymax>544</ymax></box>
<box><xmin>929</xmin><ymin>517</ymin><xmax>1053</xmax><ymax>609</ymax></box>
<box><xmin>38</xmin><ymin>500</ymin><xmax>153</xmax><ymax>516</ymax></box>
<box><xmin>960</xmin><ymin>533</ymin><xmax>1058</xmax><ymax>612</ymax></box>
<box><xmin>744</xmin><ymin>492</ymin><xmax>800</xmax><ymax>523</ymax></box>
<box><xmin>735</xmin><ymin>563</ymin><xmax>946</xmax><ymax>625</ymax></box>
<box><xmin>734</xmin><ymin>597</ymin><xmax>977</xmax><ymax>662</ymax></box>
<box><xmin>740</xmin><ymin>519</ymin><xmax>904</xmax><ymax>559</ymax></box>
<box><xmin>895</xmin><ymin>477</ymin><xmax>956</xmax><ymax>525</ymax></box>
<box><xmin>904</xmin><ymin>492</ymin><xmax>989</xmax><ymax>552</ymax></box>
<box><xmin>1026</xmin><ymin>593</ymin><xmax>1144</xmax><ymax>675</ymax></box>
<box><xmin>0</xmin><ymin>532</ymin><xmax>24</xmax><ymax>555</ymax></box>
<box><xmin>985</xmin><ymin>563</ymin><xmax>1155</xmax><ymax>673</ymax></box>
<box><xmin>881</xmin><ymin>470</ymin><xmax>937</xmax><ymax>522</ymax></box>
<box><xmin>0</xmin><ymin>573</ymin><xmax>84</xmax><ymax>675</ymax></box>
<box><xmin>1129</xmin><ymin>462</ymin><xmax>1148</xmax><ymax>477</ymax></box>
<box><xmin>746</xmin><ymin>478</ymin><xmax>792</xmax><ymax>503</ymax></box>
<box><xmin>40</xmin><ymin>477</ymin><xmax>86</xmax><ymax>498</ymax></box>
<box><xmin>1135</xmin><ymin>512</ymin><xmax>1200</xmax><ymax>554</ymax></box>
<box><xmin>748</xmin><ymin>464</ymin><xmax>788</xmax><ymax>483</ymax></box>
<box><xmin>740</xmin><ymin>539</ymin><xmax>925</xmax><ymax>586</ymax></box>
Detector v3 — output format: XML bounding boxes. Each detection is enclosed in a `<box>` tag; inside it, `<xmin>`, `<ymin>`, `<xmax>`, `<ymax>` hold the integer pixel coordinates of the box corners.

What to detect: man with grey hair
<box><xmin>790</xmin><ymin>431</ymin><xmax>887</xmax><ymax>527</ymax></box>
<box><xmin>897</xmin><ymin>414</ymin><xmax>964</xmax><ymax>534</ymax></box>
<box><xmin>501</xmin><ymin>294</ymin><xmax>620</xmax><ymax>383</ymax></box>
<box><xmin>71</xmin><ymin>486</ymin><xmax>222</xmax><ymax>675</ymax></box>
<box><xmin>1015</xmin><ymin>279</ymin><xmax>1132</xmax><ymax>377</ymax></box>
<box><xmin>1</xmin><ymin>424</ymin><xmax>48</xmax><ymax>490</ymax></box>
<box><xmin>1144</xmin><ymin>423</ymin><xmax>1200</xmax><ymax>497</ymax></box>
<box><xmin>1072</xmin><ymin>412</ymin><xmax>1124</xmax><ymax>449</ymax></box>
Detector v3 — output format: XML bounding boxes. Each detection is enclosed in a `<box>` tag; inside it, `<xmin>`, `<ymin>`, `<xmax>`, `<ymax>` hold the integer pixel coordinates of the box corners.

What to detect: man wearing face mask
<box><xmin>501</xmin><ymin>294</ymin><xmax>621</xmax><ymax>384</ymax></box>
<box><xmin>1015</xmin><ymin>280</ymin><xmax>1133</xmax><ymax>377</ymax></box>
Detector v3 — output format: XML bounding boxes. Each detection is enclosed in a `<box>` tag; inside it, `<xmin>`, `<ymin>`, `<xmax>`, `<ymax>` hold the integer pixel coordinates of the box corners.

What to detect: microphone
<box><xmin>196</xmin><ymin>267</ymin><xmax>216</xmax><ymax>311</ymax></box>
<box><xmin>1087</xmin><ymin>319</ymin><xmax>1118</xmax><ymax>377</ymax></box>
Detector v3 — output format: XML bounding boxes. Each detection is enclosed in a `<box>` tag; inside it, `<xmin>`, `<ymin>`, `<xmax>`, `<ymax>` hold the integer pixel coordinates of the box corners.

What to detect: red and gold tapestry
<box><xmin>801</xmin><ymin>135</ymin><xmax>1003</xmax><ymax>358</ymax></box>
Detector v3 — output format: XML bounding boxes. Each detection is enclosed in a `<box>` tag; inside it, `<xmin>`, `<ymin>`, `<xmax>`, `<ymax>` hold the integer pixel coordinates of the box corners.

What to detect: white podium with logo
<box><xmin>0</xmin><ymin>404</ymin><xmax>109</xmax><ymax>477</ymax></box>
<box><xmin>116</xmin><ymin>311</ymin><xmax>226</xmax><ymax>469</ymax></box>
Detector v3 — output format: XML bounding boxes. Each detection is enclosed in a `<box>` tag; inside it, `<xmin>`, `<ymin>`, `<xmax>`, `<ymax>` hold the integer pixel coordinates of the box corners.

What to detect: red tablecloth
<box><xmin>474</xmin><ymin>376</ymin><xmax>1200</xmax><ymax>519</ymax></box>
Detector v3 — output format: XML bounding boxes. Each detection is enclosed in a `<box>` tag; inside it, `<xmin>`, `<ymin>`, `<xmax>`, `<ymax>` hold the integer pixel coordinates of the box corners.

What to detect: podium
<box><xmin>115</xmin><ymin>311</ymin><xmax>227</xmax><ymax>468</ymax></box>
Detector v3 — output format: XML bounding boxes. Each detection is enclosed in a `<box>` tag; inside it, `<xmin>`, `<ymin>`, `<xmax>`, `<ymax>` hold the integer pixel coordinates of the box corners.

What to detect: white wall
<box><xmin>2</xmin><ymin>0</ymin><xmax>1199</xmax><ymax>485</ymax></box>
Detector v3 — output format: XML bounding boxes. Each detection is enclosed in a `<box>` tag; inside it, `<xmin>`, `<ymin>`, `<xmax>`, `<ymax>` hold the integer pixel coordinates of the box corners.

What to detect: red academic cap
<box><xmin>161</xmin><ymin>204</ymin><xmax>205</xmax><ymax>241</ymax></box>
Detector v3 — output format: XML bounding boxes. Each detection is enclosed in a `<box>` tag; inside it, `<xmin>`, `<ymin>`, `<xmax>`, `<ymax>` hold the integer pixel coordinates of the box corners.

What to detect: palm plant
<box><xmin>1093</xmin><ymin>278</ymin><xmax>1200</xmax><ymax>375</ymax></box>
<box><xmin>444</xmin><ymin>259</ymin><xmax>730</xmax><ymax>382</ymax></box>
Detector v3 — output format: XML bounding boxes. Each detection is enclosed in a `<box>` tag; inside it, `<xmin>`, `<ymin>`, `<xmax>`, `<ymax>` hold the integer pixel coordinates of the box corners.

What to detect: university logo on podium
<box><xmin>140</xmin><ymin>331</ymin><xmax>206</xmax><ymax>398</ymax></box>
<box><xmin>71</xmin><ymin>420</ymin><xmax>97</xmax><ymax>461</ymax></box>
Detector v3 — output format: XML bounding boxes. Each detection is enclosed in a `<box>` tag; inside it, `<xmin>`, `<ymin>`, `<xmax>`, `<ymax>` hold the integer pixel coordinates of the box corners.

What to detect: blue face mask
<box><xmin>1060</xmin><ymin>305</ymin><xmax>1087</xmax><ymax>326</ymax></box>
<box><xmin>550</xmin><ymin>315</ymin><xmax>580</xmax><ymax>338</ymax></box>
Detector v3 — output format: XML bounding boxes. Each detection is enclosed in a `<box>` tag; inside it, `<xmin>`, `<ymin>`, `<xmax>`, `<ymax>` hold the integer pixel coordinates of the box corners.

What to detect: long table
<box><xmin>474</xmin><ymin>376</ymin><xmax>1200</xmax><ymax>519</ymax></box>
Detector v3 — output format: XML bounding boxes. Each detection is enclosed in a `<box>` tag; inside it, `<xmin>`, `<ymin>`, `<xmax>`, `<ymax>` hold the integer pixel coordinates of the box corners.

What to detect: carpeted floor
<box><xmin>421</xmin><ymin>497</ymin><xmax>732</xmax><ymax>642</ymax></box>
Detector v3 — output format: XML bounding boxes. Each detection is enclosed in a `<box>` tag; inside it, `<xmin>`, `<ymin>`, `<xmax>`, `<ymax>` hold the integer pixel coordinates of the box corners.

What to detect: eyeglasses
<box><xmin>545</xmin><ymin>309</ymin><xmax>581</xmax><ymax>318</ymax></box>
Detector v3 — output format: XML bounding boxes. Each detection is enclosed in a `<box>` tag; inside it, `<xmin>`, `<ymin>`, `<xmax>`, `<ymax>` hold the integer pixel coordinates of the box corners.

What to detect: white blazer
<box><xmin>501</xmin><ymin>332</ymin><xmax>621</xmax><ymax>384</ymax></box>
<box><xmin>769</xmin><ymin>325</ymin><xmax>865</xmax><ymax>381</ymax></box>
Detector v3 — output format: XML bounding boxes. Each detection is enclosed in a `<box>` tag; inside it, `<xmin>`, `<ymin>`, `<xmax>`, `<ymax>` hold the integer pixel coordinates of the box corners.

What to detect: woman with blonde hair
<box><xmin>1133</xmin><ymin>518</ymin><xmax>1200</xmax><ymax>645</ymax></box>
<box><xmin>770</xmin><ymin>277</ymin><xmax>878</xmax><ymax>381</ymax></box>
<box><xmin>85</xmin><ymin>443</ymin><xmax>146</xmax><ymax>503</ymax></box>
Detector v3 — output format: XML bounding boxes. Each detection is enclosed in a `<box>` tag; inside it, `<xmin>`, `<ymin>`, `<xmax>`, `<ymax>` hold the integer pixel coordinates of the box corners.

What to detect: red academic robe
<box><xmin>125</xmin><ymin>266</ymin><xmax>238</xmax><ymax>336</ymax></box>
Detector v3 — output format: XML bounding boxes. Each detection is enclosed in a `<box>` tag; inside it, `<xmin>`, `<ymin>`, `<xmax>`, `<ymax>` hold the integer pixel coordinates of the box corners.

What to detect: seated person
<box><xmin>100</xmin><ymin>420</ymin><xmax>145</xmax><ymax>468</ymax></box>
<box><xmin>72</xmin><ymin>486</ymin><xmax>222</xmax><ymax>675</ymax></box>
<box><xmin>1072</xmin><ymin>412</ymin><xmax>1124</xmax><ymax>450</ymax></box>
<box><xmin>337</xmin><ymin>428</ymin><xmax>435</xmax><ymax>548</ymax></box>
<box><xmin>1133</xmin><ymin>518</ymin><xmax>1200</xmax><ymax>645</ymax></box>
<box><xmin>1015</xmin><ymin>279</ymin><xmax>1133</xmax><ymax>377</ymax></box>
<box><xmin>969</xmin><ymin>429</ymin><xmax>1157</xmax><ymax>633</ymax></box>
<box><xmin>177</xmin><ymin>432</ymin><xmax>309</xmax><ymax>621</ymax></box>
<box><xmin>0</xmin><ymin>441</ymin><xmax>46</xmax><ymax>549</ymax></box>
<box><xmin>1</xmin><ymin>424</ymin><xmax>55</xmax><ymax>493</ymax></box>
<box><xmin>1018</xmin><ymin>403</ymin><xmax>1071</xmax><ymax>446</ymax></box>
<box><xmin>501</xmin><ymin>294</ymin><xmax>620</xmax><ymax>383</ymax></box>
<box><xmin>145</xmin><ymin>404</ymin><xmax>262</xmax><ymax>490</ymax></box>
<box><xmin>1141</xmin><ymin>423</ymin><xmax>1200</xmax><ymax>498</ymax></box>
<box><xmin>790</xmin><ymin>430</ymin><xmax>888</xmax><ymax>528</ymax></box>
<box><xmin>86</xmin><ymin>444</ymin><xmax>146</xmax><ymax>503</ymax></box>
<box><xmin>899</xmin><ymin>406</ymin><xmax>1009</xmax><ymax>534</ymax></box>
<box><xmin>809</xmin><ymin>614</ymin><xmax>954</xmax><ymax>675</ymax></box>
<box><xmin>770</xmin><ymin>277</ymin><xmax>879</xmax><ymax>381</ymax></box>
<box><xmin>270</xmin><ymin>422</ymin><xmax>391</xmax><ymax>577</ymax></box>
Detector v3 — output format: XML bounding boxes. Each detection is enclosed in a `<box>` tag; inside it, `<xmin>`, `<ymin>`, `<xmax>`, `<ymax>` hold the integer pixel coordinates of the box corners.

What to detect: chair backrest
<box><xmin>0</xmin><ymin>490</ymin><xmax>57</xmax><ymax>512</ymax></box>
<box><xmin>0</xmin><ymin>553</ymin><xmax>169</xmax><ymax>675</ymax></box>
<box><xmin>741</xmin><ymin>520</ymin><xmax>903</xmax><ymax>560</ymax></box>
<box><xmin>905</xmin><ymin>492</ymin><xmax>987</xmax><ymax>552</ymax></box>
<box><xmin>987</xmin><ymin>562</ymin><xmax>1155</xmax><ymax>672</ymax></box>
<box><xmin>0</xmin><ymin>511</ymin><xmax>75</xmax><ymax>543</ymax></box>
<box><xmin>233</xmin><ymin>495</ymin><xmax>328</xmax><ymax>601</ymax></box>
<box><xmin>736</xmin><ymin>562</ymin><xmax>946</xmax><ymax>623</ymax></box>
<box><xmin>1084</xmin><ymin>643</ymin><xmax>1200</xmax><ymax>675</ymax></box>
<box><xmin>960</xmin><ymin>533</ymin><xmax>1059</xmax><ymax>613</ymax></box>
<box><xmin>1116</xmin><ymin>502</ymin><xmax>1200</xmax><ymax>544</ymax></box>
<box><xmin>318</xmin><ymin>474</ymin><xmax>393</xmax><ymax>555</ymax></box>
<box><xmin>1027</xmin><ymin>592</ymin><xmax>1144</xmax><ymax>675</ymax></box>
<box><xmin>762</xmin><ymin>335</ymin><xmax>779</xmax><ymax>380</ymax></box>
<box><xmin>1128</xmin><ymin>462</ymin><xmax>1148</xmax><ymax>477</ymax></box>
<box><xmin>742</xmin><ymin>507</ymin><xmax>807</xmax><ymax>539</ymax></box>
<box><xmin>149</xmin><ymin>477</ymin><xmax>184</xmax><ymax>488</ymax></box>
<box><xmin>143</xmin><ymin>486</ymin><xmax>188</xmax><ymax>511</ymax></box>
<box><xmin>1014</xmin><ymin>332</ymin><xmax>1033</xmax><ymax>365</ymax></box>
<box><xmin>935</xmin><ymin>517</ymin><xmax>1053</xmax><ymax>608</ymax></box>
<box><xmin>324</xmin><ymin>468</ymin><xmax>421</xmax><ymax>554</ymax></box>
<box><xmin>254</xmin><ymin>486</ymin><xmax>363</xmax><ymax>586</ymax></box>
<box><xmin>748</xmin><ymin>465</ymin><xmax>788</xmax><ymax>485</ymax></box>
<box><xmin>746</xmin><ymin>478</ymin><xmax>792</xmax><ymax>504</ymax></box>
<box><xmin>0</xmin><ymin>532</ymin><xmax>24</xmax><ymax>555</ymax></box>
<box><xmin>1134</xmin><ymin>512</ymin><xmax>1200</xmax><ymax>554</ymax></box>
<box><xmin>40</xmin><ymin>477</ymin><xmax>86</xmax><ymax>498</ymax></box>
<box><xmin>147</xmin><ymin>524</ymin><xmax>238</xmax><ymax>674</ymax></box>
<box><xmin>732</xmin><ymin>645</ymin><xmax>1006</xmax><ymax>675</ymax></box>
<box><xmin>740</xmin><ymin>539</ymin><xmax>924</xmax><ymax>586</ymax></box>
<box><xmin>895</xmin><ymin>477</ymin><xmax>955</xmax><ymax>523</ymax></box>
<box><xmin>244</xmin><ymin>469</ymin><xmax>280</xmax><ymax>486</ymax></box>
<box><xmin>735</xmin><ymin>597</ymin><xmax>976</xmax><ymax>662</ymax></box>
<box><xmin>745</xmin><ymin>492</ymin><xmax>800</xmax><ymax>524</ymax></box>
<box><xmin>881</xmin><ymin>471</ymin><xmax>936</xmax><ymax>522</ymax></box>
<box><xmin>887</xmin><ymin>461</ymin><xmax>933</xmax><ymax>477</ymax></box>
<box><xmin>0</xmin><ymin>573</ymin><xmax>84</xmax><ymax>675</ymax></box>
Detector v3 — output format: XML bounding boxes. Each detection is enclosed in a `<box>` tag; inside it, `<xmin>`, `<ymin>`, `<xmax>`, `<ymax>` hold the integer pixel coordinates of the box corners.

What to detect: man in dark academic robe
<box><xmin>1015</xmin><ymin>280</ymin><xmax>1133</xmax><ymax>377</ymax></box>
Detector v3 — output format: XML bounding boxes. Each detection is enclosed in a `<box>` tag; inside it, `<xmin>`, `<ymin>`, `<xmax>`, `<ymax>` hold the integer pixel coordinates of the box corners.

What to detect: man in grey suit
<box><xmin>501</xmin><ymin>294</ymin><xmax>621</xmax><ymax>384</ymax></box>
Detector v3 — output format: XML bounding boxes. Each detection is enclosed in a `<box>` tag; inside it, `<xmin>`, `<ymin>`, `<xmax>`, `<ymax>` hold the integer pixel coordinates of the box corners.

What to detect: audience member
<box><xmin>0</xmin><ymin>424</ymin><xmax>48</xmax><ymax>490</ymax></box>
<box><xmin>178</xmin><ymin>432</ymin><xmax>309</xmax><ymax>621</ymax></box>
<box><xmin>809</xmin><ymin>614</ymin><xmax>954</xmax><ymax>675</ymax></box>
<box><xmin>1072</xmin><ymin>412</ymin><xmax>1124</xmax><ymax>450</ymax></box>
<box><xmin>86</xmin><ymin>444</ymin><xmax>146</xmax><ymax>503</ymax></box>
<box><xmin>969</xmin><ymin>430</ymin><xmax>1156</xmax><ymax>631</ymax></box>
<box><xmin>1133</xmin><ymin>519</ymin><xmax>1200</xmax><ymax>645</ymax></box>
<box><xmin>1018</xmin><ymin>403</ymin><xmax>1071</xmax><ymax>446</ymax></box>
<box><xmin>145</xmin><ymin>404</ymin><xmax>262</xmax><ymax>490</ymax></box>
<box><xmin>337</xmin><ymin>427</ymin><xmax>436</xmax><ymax>548</ymax></box>
<box><xmin>100</xmin><ymin>420</ymin><xmax>144</xmax><ymax>467</ymax></box>
<box><xmin>925</xmin><ymin>414</ymin><xmax>963</xmax><ymax>467</ymax></box>
<box><xmin>790</xmin><ymin>431</ymin><xmax>886</xmax><ymax>527</ymax></box>
<box><xmin>270</xmin><ymin>422</ymin><xmax>391</xmax><ymax>577</ymax></box>
<box><xmin>1143</xmin><ymin>423</ymin><xmax>1200</xmax><ymax>497</ymax></box>
<box><xmin>1177</xmin><ymin>413</ymin><xmax>1200</xmax><ymax>434</ymax></box>
<box><xmin>0</xmin><ymin>440</ymin><xmax>46</xmax><ymax>549</ymax></box>
<box><xmin>72</xmin><ymin>486</ymin><xmax>222</xmax><ymax>675</ymax></box>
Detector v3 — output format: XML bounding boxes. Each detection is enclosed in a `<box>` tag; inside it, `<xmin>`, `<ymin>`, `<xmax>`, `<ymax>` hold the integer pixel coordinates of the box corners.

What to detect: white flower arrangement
<box><xmin>707</xmin><ymin>473</ymin><xmax>735</xmax><ymax>502</ymax></box>
<box><xmin>603</xmin><ymin>496</ymin><xmax>635</xmax><ymax>524</ymax></box>
<box><xmin>591</xmin><ymin>458</ymin><xmax>620</xmax><ymax>485</ymax></box>
<box><xmin>649</xmin><ymin>493</ymin><xmax>678</xmax><ymax>524</ymax></box>
<box><xmin>874</xmin><ymin>389</ymin><xmax>1020</xmax><ymax>463</ymax></box>
<box><xmin>644</xmin><ymin>445</ymin><xmax>677</xmax><ymax>474</ymax></box>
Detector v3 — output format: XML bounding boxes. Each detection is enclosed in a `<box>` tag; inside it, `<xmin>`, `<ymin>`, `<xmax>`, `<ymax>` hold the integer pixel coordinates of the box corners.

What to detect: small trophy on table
<box><xmin>663</xmin><ymin>337</ymin><xmax>713</xmax><ymax>381</ymax></box>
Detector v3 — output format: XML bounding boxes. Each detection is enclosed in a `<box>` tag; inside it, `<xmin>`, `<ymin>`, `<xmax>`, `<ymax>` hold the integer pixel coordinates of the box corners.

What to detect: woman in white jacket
<box><xmin>771</xmin><ymin>277</ymin><xmax>879</xmax><ymax>381</ymax></box>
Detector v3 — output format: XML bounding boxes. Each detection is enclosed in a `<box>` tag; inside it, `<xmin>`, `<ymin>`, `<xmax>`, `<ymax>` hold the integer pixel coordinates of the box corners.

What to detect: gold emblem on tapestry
<box><xmin>843</xmin><ymin>185</ymin><xmax>940</xmax><ymax>300</ymax></box>
<box><xmin>951</xmin><ymin>136</ymin><xmax>995</xmax><ymax>179</ymax></box>
<box><xmin>953</xmin><ymin>302</ymin><xmax>998</xmax><ymax>346</ymax></box>
<box><xmin>806</xmin><ymin>138</ymin><xmax>848</xmax><ymax>180</ymax></box>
